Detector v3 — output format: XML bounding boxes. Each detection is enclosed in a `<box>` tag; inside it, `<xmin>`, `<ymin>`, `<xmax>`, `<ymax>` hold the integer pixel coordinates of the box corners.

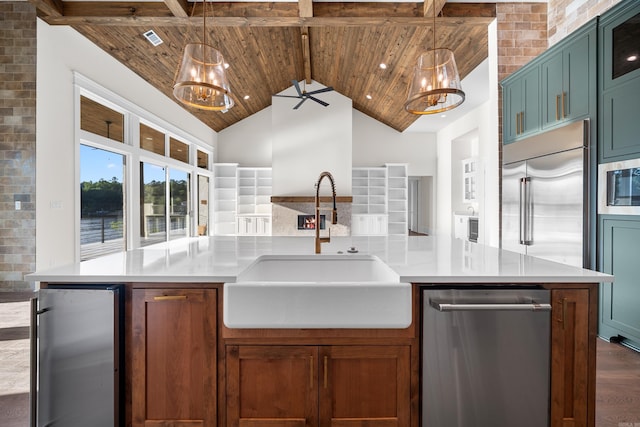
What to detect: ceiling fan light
<box><xmin>174</xmin><ymin>43</ymin><xmax>234</xmax><ymax>111</ymax></box>
<box><xmin>404</xmin><ymin>48</ymin><xmax>465</xmax><ymax>115</ymax></box>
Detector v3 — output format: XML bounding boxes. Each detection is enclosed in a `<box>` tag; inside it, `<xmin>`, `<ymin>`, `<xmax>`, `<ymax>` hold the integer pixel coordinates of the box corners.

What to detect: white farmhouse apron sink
<box><xmin>224</xmin><ymin>254</ymin><xmax>411</xmax><ymax>328</ymax></box>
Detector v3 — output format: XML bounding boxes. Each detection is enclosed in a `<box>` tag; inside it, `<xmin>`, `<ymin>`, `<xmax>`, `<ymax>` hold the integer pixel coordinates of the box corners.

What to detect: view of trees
<box><xmin>81</xmin><ymin>177</ymin><xmax>189</xmax><ymax>216</ymax></box>
<box><xmin>81</xmin><ymin>177</ymin><xmax>123</xmax><ymax>216</ymax></box>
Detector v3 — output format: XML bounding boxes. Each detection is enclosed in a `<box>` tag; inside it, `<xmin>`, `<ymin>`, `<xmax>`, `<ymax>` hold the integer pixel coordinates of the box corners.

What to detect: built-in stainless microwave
<box><xmin>598</xmin><ymin>158</ymin><xmax>640</xmax><ymax>215</ymax></box>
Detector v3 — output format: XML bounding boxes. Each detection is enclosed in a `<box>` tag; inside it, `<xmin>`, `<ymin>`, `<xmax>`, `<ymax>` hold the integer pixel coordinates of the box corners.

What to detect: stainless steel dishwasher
<box><xmin>422</xmin><ymin>287</ymin><xmax>551</xmax><ymax>427</ymax></box>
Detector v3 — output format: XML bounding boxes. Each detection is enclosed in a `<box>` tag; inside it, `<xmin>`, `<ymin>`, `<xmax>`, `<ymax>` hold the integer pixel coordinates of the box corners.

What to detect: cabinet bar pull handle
<box><xmin>323</xmin><ymin>356</ymin><xmax>328</xmax><ymax>389</ymax></box>
<box><xmin>310</xmin><ymin>356</ymin><xmax>313</xmax><ymax>388</ymax></box>
<box><xmin>562</xmin><ymin>92</ymin><xmax>566</xmax><ymax>118</ymax></box>
<box><xmin>520</xmin><ymin>111</ymin><xmax>525</xmax><ymax>134</ymax></box>
<box><xmin>556</xmin><ymin>94</ymin><xmax>560</xmax><ymax>120</ymax></box>
<box><xmin>516</xmin><ymin>113</ymin><xmax>520</xmax><ymax>135</ymax></box>
<box><xmin>153</xmin><ymin>295</ymin><xmax>187</xmax><ymax>301</ymax></box>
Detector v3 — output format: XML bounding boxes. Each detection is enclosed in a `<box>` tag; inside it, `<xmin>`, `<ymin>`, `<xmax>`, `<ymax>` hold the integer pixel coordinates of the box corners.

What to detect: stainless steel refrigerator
<box><xmin>502</xmin><ymin>120</ymin><xmax>590</xmax><ymax>268</ymax></box>
<box><xmin>31</xmin><ymin>285</ymin><xmax>124</xmax><ymax>427</ymax></box>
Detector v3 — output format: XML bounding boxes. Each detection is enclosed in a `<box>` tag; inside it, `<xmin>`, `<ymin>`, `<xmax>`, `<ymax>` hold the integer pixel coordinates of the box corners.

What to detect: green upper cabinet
<box><xmin>541</xmin><ymin>23</ymin><xmax>597</xmax><ymax>130</ymax></box>
<box><xmin>599</xmin><ymin>0</ymin><xmax>640</xmax><ymax>162</ymax></box>
<box><xmin>502</xmin><ymin>66</ymin><xmax>540</xmax><ymax>144</ymax></box>
<box><xmin>501</xmin><ymin>19</ymin><xmax>597</xmax><ymax>145</ymax></box>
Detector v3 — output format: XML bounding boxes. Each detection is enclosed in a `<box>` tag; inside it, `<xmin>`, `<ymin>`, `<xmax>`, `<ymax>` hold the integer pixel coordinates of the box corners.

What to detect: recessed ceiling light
<box><xmin>440</xmin><ymin>114</ymin><xmax>447</xmax><ymax>118</ymax></box>
<box><xmin>379</xmin><ymin>63</ymin><xmax>387</xmax><ymax>69</ymax></box>
<box><xmin>627</xmin><ymin>55</ymin><xmax>638</xmax><ymax>62</ymax></box>
<box><xmin>243</xmin><ymin>95</ymin><xmax>250</xmax><ymax>100</ymax></box>
<box><xmin>366</xmin><ymin>94</ymin><xmax>372</xmax><ymax>100</ymax></box>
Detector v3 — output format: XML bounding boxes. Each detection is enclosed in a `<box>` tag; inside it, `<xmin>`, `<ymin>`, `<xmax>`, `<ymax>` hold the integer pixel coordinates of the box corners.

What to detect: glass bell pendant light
<box><xmin>404</xmin><ymin>3</ymin><xmax>465</xmax><ymax>115</ymax></box>
<box><xmin>173</xmin><ymin>0</ymin><xmax>233</xmax><ymax>111</ymax></box>
<box><xmin>404</xmin><ymin>48</ymin><xmax>465</xmax><ymax>114</ymax></box>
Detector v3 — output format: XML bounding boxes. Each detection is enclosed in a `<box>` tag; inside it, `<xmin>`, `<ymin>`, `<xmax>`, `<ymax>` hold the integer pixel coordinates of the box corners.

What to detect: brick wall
<box><xmin>496</xmin><ymin>3</ymin><xmax>548</xmax><ymax>239</ymax></box>
<box><xmin>0</xmin><ymin>2</ymin><xmax>36</xmax><ymax>291</ymax></box>
<box><xmin>548</xmin><ymin>0</ymin><xmax>623</xmax><ymax>46</ymax></box>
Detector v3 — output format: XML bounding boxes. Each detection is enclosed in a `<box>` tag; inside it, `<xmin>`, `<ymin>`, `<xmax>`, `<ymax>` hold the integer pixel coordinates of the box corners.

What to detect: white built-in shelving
<box><xmin>351</xmin><ymin>167</ymin><xmax>389</xmax><ymax>236</ymax></box>
<box><xmin>236</xmin><ymin>167</ymin><xmax>272</xmax><ymax>236</ymax></box>
<box><xmin>213</xmin><ymin>163</ymin><xmax>238</xmax><ymax>236</ymax></box>
<box><xmin>386</xmin><ymin>163</ymin><xmax>408</xmax><ymax>235</ymax></box>
<box><xmin>462</xmin><ymin>158</ymin><xmax>478</xmax><ymax>203</ymax></box>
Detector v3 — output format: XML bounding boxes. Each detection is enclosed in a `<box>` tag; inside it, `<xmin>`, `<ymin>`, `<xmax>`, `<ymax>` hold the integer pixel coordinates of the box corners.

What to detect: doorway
<box><xmin>407</xmin><ymin>176</ymin><xmax>433</xmax><ymax>235</ymax></box>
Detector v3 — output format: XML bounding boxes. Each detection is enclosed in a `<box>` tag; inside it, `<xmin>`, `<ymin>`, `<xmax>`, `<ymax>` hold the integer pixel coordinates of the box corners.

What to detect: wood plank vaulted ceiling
<box><xmin>31</xmin><ymin>0</ymin><xmax>496</xmax><ymax>133</ymax></box>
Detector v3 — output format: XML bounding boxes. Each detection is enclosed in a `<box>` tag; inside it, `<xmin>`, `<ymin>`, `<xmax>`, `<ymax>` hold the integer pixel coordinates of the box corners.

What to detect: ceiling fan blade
<box><xmin>273</xmin><ymin>94</ymin><xmax>303</xmax><ymax>99</ymax></box>
<box><xmin>292</xmin><ymin>80</ymin><xmax>303</xmax><ymax>97</ymax></box>
<box><xmin>308</xmin><ymin>95</ymin><xmax>329</xmax><ymax>107</ymax></box>
<box><xmin>307</xmin><ymin>87</ymin><xmax>334</xmax><ymax>95</ymax></box>
<box><xmin>293</xmin><ymin>98</ymin><xmax>307</xmax><ymax>109</ymax></box>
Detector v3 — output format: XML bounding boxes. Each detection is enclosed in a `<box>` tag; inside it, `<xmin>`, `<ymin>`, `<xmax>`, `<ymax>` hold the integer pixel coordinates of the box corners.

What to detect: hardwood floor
<box><xmin>596</xmin><ymin>337</ymin><xmax>640</xmax><ymax>427</ymax></box>
<box><xmin>1</xmin><ymin>291</ymin><xmax>639</xmax><ymax>427</ymax></box>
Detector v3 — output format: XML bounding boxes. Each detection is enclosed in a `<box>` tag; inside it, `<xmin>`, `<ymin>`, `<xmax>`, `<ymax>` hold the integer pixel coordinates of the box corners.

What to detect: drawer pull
<box><xmin>153</xmin><ymin>295</ymin><xmax>187</xmax><ymax>301</ymax></box>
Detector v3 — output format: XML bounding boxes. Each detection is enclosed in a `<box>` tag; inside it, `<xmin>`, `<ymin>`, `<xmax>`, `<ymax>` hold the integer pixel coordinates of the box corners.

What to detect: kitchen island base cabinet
<box><xmin>226</xmin><ymin>345</ymin><xmax>410</xmax><ymax>427</ymax></box>
<box><xmin>131</xmin><ymin>288</ymin><xmax>217</xmax><ymax>427</ymax></box>
<box><xmin>550</xmin><ymin>288</ymin><xmax>591</xmax><ymax>427</ymax></box>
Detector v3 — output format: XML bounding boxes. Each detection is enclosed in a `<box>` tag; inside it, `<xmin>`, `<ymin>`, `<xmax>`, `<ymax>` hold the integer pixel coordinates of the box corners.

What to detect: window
<box><xmin>80</xmin><ymin>96</ymin><xmax>124</xmax><ymax>142</ymax></box>
<box><xmin>80</xmin><ymin>145</ymin><xmax>126</xmax><ymax>260</ymax></box>
<box><xmin>140</xmin><ymin>123</ymin><xmax>165</xmax><ymax>156</ymax></box>
<box><xmin>169</xmin><ymin>169</ymin><xmax>190</xmax><ymax>240</ymax></box>
<box><xmin>197</xmin><ymin>149</ymin><xmax>209</xmax><ymax>169</ymax></box>
<box><xmin>77</xmin><ymin>80</ymin><xmax>213</xmax><ymax>259</ymax></box>
<box><xmin>140</xmin><ymin>162</ymin><xmax>167</xmax><ymax>247</ymax></box>
<box><xmin>170</xmin><ymin>137</ymin><xmax>189</xmax><ymax>163</ymax></box>
<box><xmin>198</xmin><ymin>175</ymin><xmax>210</xmax><ymax>235</ymax></box>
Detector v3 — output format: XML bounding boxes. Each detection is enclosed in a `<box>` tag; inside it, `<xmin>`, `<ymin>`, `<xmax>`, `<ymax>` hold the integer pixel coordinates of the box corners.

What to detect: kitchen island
<box><xmin>27</xmin><ymin>236</ymin><xmax>612</xmax><ymax>427</ymax></box>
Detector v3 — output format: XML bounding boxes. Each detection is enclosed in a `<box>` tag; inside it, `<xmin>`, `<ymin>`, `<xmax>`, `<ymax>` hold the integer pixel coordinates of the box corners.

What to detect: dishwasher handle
<box><xmin>431</xmin><ymin>301</ymin><xmax>552</xmax><ymax>312</ymax></box>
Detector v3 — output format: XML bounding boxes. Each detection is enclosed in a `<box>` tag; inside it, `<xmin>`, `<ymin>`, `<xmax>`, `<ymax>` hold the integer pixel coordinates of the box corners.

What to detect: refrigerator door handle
<box><xmin>520</xmin><ymin>177</ymin><xmax>533</xmax><ymax>245</ymax></box>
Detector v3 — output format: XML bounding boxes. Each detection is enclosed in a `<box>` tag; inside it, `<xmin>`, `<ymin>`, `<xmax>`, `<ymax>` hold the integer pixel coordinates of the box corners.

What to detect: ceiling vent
<box><xmin>143</xmin><ymin>30</ymin><xmax>163</xmax><ymax>47</ymax></box>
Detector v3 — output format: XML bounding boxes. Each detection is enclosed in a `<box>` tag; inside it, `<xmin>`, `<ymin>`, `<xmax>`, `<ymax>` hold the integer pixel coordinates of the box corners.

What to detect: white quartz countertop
<box><xmin>25</xmin><ymin>236</ymin><xmax>613</xmax><ymax>284</ymax></box>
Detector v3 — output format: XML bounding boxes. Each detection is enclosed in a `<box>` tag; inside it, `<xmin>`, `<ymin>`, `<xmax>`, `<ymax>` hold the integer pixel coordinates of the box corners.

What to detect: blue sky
<box><xmin>81</xmin><ymin>144</ymin><xmax>167</xmax><ymax>183</ymax></box>
<box><xmin>80</xmin><ymin>144</ymin><xmax>124</xmax><ymax>183</ymax></box>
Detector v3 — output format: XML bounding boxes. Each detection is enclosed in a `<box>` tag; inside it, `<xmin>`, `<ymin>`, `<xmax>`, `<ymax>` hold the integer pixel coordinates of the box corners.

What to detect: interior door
<box><xmin>501</xmin><ymin>160</ymin><xmax>527</xmax><ymax>254</ymax></box>
<box><xmin>526</xmin><ymin>147</ymin><xmax>584</xmax><ymax>267</ymax></box>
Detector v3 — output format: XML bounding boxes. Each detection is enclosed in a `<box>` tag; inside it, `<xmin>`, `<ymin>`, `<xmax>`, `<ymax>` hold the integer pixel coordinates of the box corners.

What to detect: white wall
<box><xmin>435</xmin><ymin>19</ymin><xmax>499</xmax><ymax>247</ymax></box>
<box><xmin>36</xmin><ymin>20</ymin><xmax>216</xmax><ymax>269</ymax></box>
<box><xmin>217</xmin><ymin>106</ymin><xmax>272</xmax><ymax>166</ymax></box>
<box><xmin>352</xmin><ymin>110</ymin><xmax>437</xmax><ymax>176</ymax></box>
<box><xmin>271</xmin><ymin>82</ymin><xmax>353</xmax><ymax>196</ymax></box>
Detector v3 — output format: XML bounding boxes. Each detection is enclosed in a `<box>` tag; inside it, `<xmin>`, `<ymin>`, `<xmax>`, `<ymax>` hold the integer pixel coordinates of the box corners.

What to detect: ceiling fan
<box><xmin>274</xmin><ymin>80</ymin><xmax>334</xmax><ymax>110</ymax></box>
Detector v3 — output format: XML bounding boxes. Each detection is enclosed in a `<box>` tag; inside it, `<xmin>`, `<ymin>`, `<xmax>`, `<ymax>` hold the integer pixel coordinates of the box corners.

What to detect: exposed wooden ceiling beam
<box><xmin>298</xmin><ymin>0</ymin><xmax>313</xmax><ymax>19</ymax></box>
<box><xmin>28</xmin><ymin>0</ymin><xmax>63</xmax><ymax>17</ymax></box>
<box><xmin>163</xmin><ymin>0</ymin><xmax>190</xmax><ymax>18</ymax></box>
<box><xmin>301</xmin><ymin>30</ymin><xmax>311</xmax><ymax>84</ymax></box>
<box><xmin>36</xmin><ymin>2</ymin><xmax>495</xmax><ymax>26</ymax></box>
<box><xmin>43</xmin><ymin>15</ymin><xmax>492</xmax><ymax>27</ymax></box>
<box><xmin>423</xmin><ymin>0</ymin><xmax>446</xmax><ymax>19</ymax></box>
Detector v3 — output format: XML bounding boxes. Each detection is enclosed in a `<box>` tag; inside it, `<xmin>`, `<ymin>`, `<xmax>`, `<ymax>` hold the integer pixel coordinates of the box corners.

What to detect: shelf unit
<box><xmin>462</xmin><ymin>158</ymin><xmax>478</xmax><ymax>203</ymax></box>
<box><xmin>236</xmin><ymin>167</ymin><xmax>272</xmax><ymax>236</ymax></box>
<box><xmin>351</xmin><ymin>167</ymin><xmax>388</xmax><ymax>236</ymax></box>
<box><xmin>352</xmin><ymin>167</ymin><xmax>387</xmax><ymax>214</ymax></box>
<box><xmin>213</xmin><ymin>163</ymin><xmax>238</xmax><ymax>236</ymax></box>
<box><xmin>386</xmin><ymin>164</ymin><xmax>408</xmax><ymax>235</ymax></box>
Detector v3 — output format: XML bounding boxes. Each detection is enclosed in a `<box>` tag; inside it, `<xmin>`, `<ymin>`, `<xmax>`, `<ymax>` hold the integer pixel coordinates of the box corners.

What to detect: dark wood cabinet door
<box><xmin>550</xmin><ymin>289</ymin><xmax>590</xmax><ymax>427</ymax></box>
<box><xmin>226</xmin><ymin>345</ymin><xmax>319</xmax><ymax>427</ymax></box>
<box><xmin>319</xmin><ymin>345</ymin><xmax>411</xmax><ymax>427</ymax></box>
<box><xmin>132</xmin><ymin>288</ymin><xmax>217</xmax><ymax>427</ymax></box>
